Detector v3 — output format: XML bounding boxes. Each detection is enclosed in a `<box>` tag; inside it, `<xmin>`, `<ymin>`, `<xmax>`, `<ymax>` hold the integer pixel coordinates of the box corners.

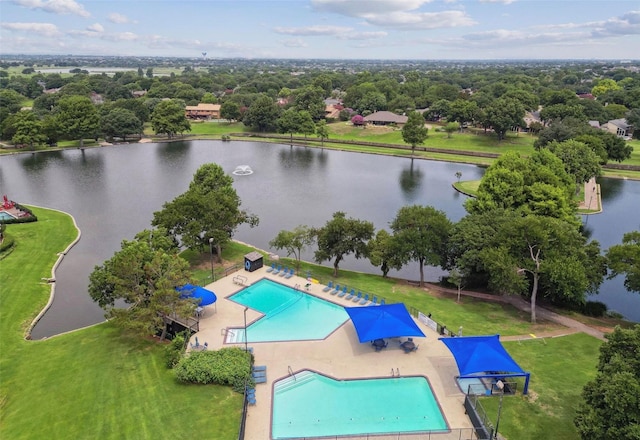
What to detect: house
<box><xmin>588</xmin><ymin>120</ymin><xmax>601</xmax><ymax>129</ymax></box>
<box><xmin>523</xmin><ymin>110</ymin><xmax>542</xmax><ymax>129</ymax></box>
<box><xmin>131</xmin><ymin>90</ymin><xmax>147</xmax><ymax>98</ymax></box>
<box><xmin>185</xmin><ymin>103</ymin><xmax>221</xmax><ymax>120</ymax></box>
<box><xmin>363</xmin><ymin>111</ymin><xmax>408</xmax><ymax>126</ymax></box>
<box><xmin>577</xmin><ymin>93</ymin><xmax>595</xmax><ymax>100</ymax></box>
<box><xmin>603</xmin><ymin>118</ymin><xmax>632</xmax><ymax>138</ymax></box>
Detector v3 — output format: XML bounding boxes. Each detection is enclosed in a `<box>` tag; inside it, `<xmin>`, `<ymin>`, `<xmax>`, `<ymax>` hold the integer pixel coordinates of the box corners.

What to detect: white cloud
<box><xmin>337</xmin><ymin>31</ymin><xmax>388</xmax><ymax>40</ymax></box>
<box><xmin>312</xmin><ymin>0</ymin><xmax>433</xmax><ymax>17</ymax></box>
<box><xmin>479</xmin><ymin>0</ymin><xmax>515</xmax><ymax>4</ymax></box>
<box><xmin>108</xmin><ymin>13</ymin><xmax>131</xmax><ymax>24</ymax></box>
<box><xmin>0</xmin><ymin>21</ymin><xmax>61</xmax><ymax>37</ymax></box>
<box><xmin>86</xmin><ymin>23</ymin><xmax>103</xmax><ymax>33</ymax></box>
<box><xmin>273</xmin><ymin>25</ymin><xmax>352</xmax><ymax>36</ymax></box>
<box><xmin>11</xmin><ymin>0</ymin><xmax>90</xmax><ymax>18</ymax></box>
<box><xmin>592</xmin><ymin>10</ymin><xmax>640</xmax><ymax>37</ymax></box>
<box><xmin>280</xmin><ymin>38</ymin><xmax>308</xmax><ymax>48</ymax></box>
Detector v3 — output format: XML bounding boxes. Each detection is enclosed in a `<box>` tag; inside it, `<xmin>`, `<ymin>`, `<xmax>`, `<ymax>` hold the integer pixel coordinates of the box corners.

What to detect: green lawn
<box><xmin>0</xmin><ymin>208</ymin><xmax>242</xmax><ymax>440</ymax></box>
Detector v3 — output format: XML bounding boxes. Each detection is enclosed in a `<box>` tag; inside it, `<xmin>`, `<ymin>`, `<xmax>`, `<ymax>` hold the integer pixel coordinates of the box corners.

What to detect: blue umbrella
<box><xmin>176</xmin><ymin>284</ymin><xmax>217</xmax><ymax>306</ymax></box>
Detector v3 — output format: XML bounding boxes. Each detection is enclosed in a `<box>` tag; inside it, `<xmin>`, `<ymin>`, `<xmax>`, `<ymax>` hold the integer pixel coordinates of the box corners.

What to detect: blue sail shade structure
<box><xmin>176</xmin><ymin>284</ymin><xmax>217</xmax><ymax>306</ymax></box>
<box><xmin>344</xmin><ymin>303</ymin><xmax>426</xmax><ymax>343</ymax></box>
<box><xmin>440</xmin><ymin>335</ymin><xmax>530</xmax><ymax>394</ymax></box>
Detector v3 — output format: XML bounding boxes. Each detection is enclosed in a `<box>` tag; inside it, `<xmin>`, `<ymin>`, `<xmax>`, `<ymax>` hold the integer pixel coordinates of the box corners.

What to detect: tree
<box><xmin>575</xmin><ymin>325</ymin><xmax>640</xmax><ymax>440</ymax></box>
<box><xmin>591</xmin><ymin>78</ymin><xmax>622</xmax><ymax>97</ymax></box>
<box><xmin>448</xmin><ymin>267</ymin><xmax>466</xmax><ymax>303</ymax></box>
<box><xmin>444</xmin><ymin>122</ymin><xmax>460</xmax><ymax>139</ymax></box>
<box><xmin>292</xmin><ymin>85</ymin><xmax>326</xmax><ymax>121</ymax></box>
<box><xmin>10</xmin><ymin>110</ymin><xmax>45</xmax><ymax>148</ymax></box>
<box><xmin>627</xmin><ymin>108</ymin><xmax>640</xmax><ymax>140</ymax></box>
<box><xmin>315</xmin><ymin>120</ymin><xmax>329</xmax><ymax>147</ymax></box>
<box><xmin>367</xmin><ymin>229</ymin><xmax>404</xmax><ymax>278</ymax></box>
<box><xmin>152</xmin><ymin>163</ymin><xmax>259</xmax><ymax>258</ymax></box>
<box><xmin>606</xmin><ymin>231</ymin><xmax>640</xmax><ymax>293</ymax></box>
<box><xmin>401</xmin><ymin>111</ymin><xmax>428</xmax><ymax>154</ymax></box>
<box><xmin>314</xmin><ymin>212</ymin><xmax>374</xmax><ymax>277</ymax></box>
<box><xmin>390</xmin><ymin>205</ymin><xmax>452</xmax><ymax>287</ymax></box>
<box><xmin>220</xmin><ymin>101</ymin><xmax>241</xmax><ymax>122</ymax></box>
<box><xmin>269</xmin><ymin>226</ymin><xmax>315</xmax><ymax>273</ymax></box>
<box><xmin>547</xmin><ymin>139</ymin><xmax>602</xmax><ymax>192</ymax></box>
<box><xmin>150</xmin><ymin>99</ymin><xmax>190</xmax><ymax>139</ymax></box>
<box><xmin>55</xmin><ymin>95</ymin><xmax>100</xmax><ymax>147</ymax></box>
<box><xmin>243</xmin><ymin>94</ymin><xmax>280</xmax><ymax>132</ymax></box>
<box><xmin>101</xmin><ymin>107</ymin><xmax>143</xmax><ymax>141</ymax></box>
<box><xmin>447</xmin><ymin>99</ymin><xmax>478</xmax><ymax>126</ymax></box>
<box><xmin>479</xmin><ymin>215</ymin><xmax>605</xmax><ymax>323</ymax></box>
<box><xmin>483</xmin><ymin>97</ymin><xmax>526</xmax><ymax>140</ymax></box>
<box><xmin>88</xmin><ymin>229</ymin><xmax>193</xmax><ymax>339</ymax></box>
<box><xmin>277</xmin><ymin>108</ymin><xmax>302</xmax><ymax>142</ymax></box>
<box><xmin>146</xmin><ymin>67</ymin><xmax>154</xmax><ymax>78</ymax></box>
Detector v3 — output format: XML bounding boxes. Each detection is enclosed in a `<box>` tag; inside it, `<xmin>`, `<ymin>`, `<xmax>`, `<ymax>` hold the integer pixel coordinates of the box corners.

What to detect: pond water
<box><xmin>0</xmin><ymin>140</ymin><xmax>637</xmax><ymax>338</ymax></box>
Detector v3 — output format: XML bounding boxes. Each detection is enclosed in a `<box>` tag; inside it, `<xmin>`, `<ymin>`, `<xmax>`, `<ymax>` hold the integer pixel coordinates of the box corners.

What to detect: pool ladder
<box><xmin>391</xmin><ymin>368</ymin><xmax>400</xmax><ymax>377</ymax></box>
<box><xmin>288</xmin><ymin>365</ymin><xmax>296</xmax><ymax>381</ymax></box>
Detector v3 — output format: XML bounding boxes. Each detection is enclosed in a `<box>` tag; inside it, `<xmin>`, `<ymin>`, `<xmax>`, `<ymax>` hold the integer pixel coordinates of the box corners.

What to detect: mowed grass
<box><xmin>0</xmin><ymin>207</ymin><xmax>242</xmax><ymax>440</ymax></box>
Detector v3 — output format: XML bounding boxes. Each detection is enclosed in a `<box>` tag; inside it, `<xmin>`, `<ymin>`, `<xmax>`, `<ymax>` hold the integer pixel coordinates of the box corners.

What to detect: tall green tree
<box><xmin>606</xmin><ymin>231</ymin><xmax>640</xmax><ymax>293</ymax></box>
<box><xmin>401</xmin><ymin>111</ymin><xmax>428</xmax><ymax>155</ymax></box>
<box><xmin>367</xmin><ymin>229</ymin><xmax>404</xmax><ymax>278</ymax></box>
<box><xmin>269</xmin><ymin>226</ymin><xmax>315</xmax><ymax>273</ymax></box>
<box><xmin>479</xmin><ymin>215</ymin><xmax>605</xmax><ymax>323</ymax></box>
<box><xmin>88</xmin><ymin>229</ymin><xmax>193</xmax><ymax>339</ymax></box>
<box><xmin>55</xmin><ymin>95</ymin><xmax>100</xmax><ymax>147</ymax></box>
<box><xmin>276</xmin><ymin>109</ymin><xmax>313</xmax><ymax>142</ymax></box>
<box><xmin>547</xmin><ymin>139</ymin><xmax>602</xmax><ymax>192</ymax></box>
<box><xmin>152</xmin><ymin>163</ymin><xmax>259</xmax><ymax>258</ymax></box>
<box><xmin>575</xmin><ymin>325</ymin><xmax>640</xmax><ymax>440</ymax></box>
<box><xmin>314</xmin><ymin>212</ymin><xmax>374</xmax><ymax>277</ymax></box>
<box><xmin>150</xmin><ymin>99</ymin><xmax>190</xmax><ymax>139</ymax></box>
<box><xmin>101</xmin><ymin>107</ymin><xmax>143</xmax><ymax>141</ymax></box>
<box><xmin>220</xmin><ymin>101</ymin><xmax>241</xmax><ymax>122</ymax></box>
<box><xmin>483</xmin><ymin>97</ymin><xmax>525</xmax><ymax>140</ymax></box>
<box><xmin>292</xmin><ymin>85</ymin><xmax>326</xmax><ymax>121</ymax></box>
<box><xmin>10</xmin><ymin>111</ymin><xmax>45</xmax><ymax>149</ymax></box>
<box><xmin>390</xmin><ymin>205</ymin><xmax>452</xmax><ymax>287</ymax></box>
<box><xmin>243</xmin><ymin>94</ymin><xmax>280</xmax><ymax>132</ymax></box>
<box><xmin>315</xmin><ymin>120</ymin><xmax>329</xmax><ymax>147</ymax></box>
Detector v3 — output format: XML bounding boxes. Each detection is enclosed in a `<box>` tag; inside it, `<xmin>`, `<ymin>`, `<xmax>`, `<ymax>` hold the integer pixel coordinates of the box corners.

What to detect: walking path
<box><xmin>423</xmin><ymin>283</ymin><xmax>607</xmax><ymax>341</ymax></box>
<box><xmin>579</xmin><ymin>176</ymin><xmax>601</xmax><ymax>212</ymax></box>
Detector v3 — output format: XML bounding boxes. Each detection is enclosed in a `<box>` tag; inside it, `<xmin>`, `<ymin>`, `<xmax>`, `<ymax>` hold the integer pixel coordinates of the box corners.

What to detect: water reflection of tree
<box><xmin>278</xmin><ymin>146</ymin><xmax>314</xmax><ymax>169</ymax></box>
<box><xmin>399</xmin><ymin>160</ymin><xmax>423</xmax><ymax>197</ymax></box>
<box><xmin>20</xmin><ymin>150</ymin><xmax>65</xmax><ymax>171</ymax></box>
<box><xmin>598</xmin><ymin>177</ymin><xmax>625</xmax><ymax>203</ymax></box>
<box><xmin>156</xmin><ymin>140</ymin><xmax>191</xmax><ymax>161</ymax></box>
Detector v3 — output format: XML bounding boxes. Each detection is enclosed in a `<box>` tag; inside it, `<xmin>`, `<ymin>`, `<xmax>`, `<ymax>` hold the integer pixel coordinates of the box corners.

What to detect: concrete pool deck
<box><xmin>191</xmin><ymin>267</ymin><xmax>474</xmax><ymax>439</ymax></box>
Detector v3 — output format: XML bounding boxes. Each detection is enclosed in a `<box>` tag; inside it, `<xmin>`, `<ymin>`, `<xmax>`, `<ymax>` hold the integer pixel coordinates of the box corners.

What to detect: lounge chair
<box><xmin>360</xmin><ymin>294</ymin><xmax>370</xmax><ymax>305</ymax></box>
<box><xmin>337</xmin><ymin>286</ymin><xmax>348</xmax><ymax>298</ymax></box>
<box><xmin>352</xmin><ymin>291</ymin><xmax>362</xmax><ymax>302</ymax></box>
<box><xmin>330</xmin><ymin>284</ymin><xmax>341</xmax><ymax>295</ymax></box>
<box><xmin>252</xmin><ymin>365</ymin><xmax>267</xmax><ymax>372</ymax></box>
<box><xmin>254</xmin><ymin>375</ymin><xmax>267</xmax><ymax>384</ymax></box>
<box><xmin>248</xmin><ymin>396</ymin><xmax>257</xmax><ymax>405</ymax></box>
<box><xmin>252</xmin><ymin>371</ymin><xmax>266</xmax><ymax>378</ymax></box>
<box><xmin>285</xmin><ymin>268</ymin><xmax>294</xmax><ymax>279</ymax></box>
<box><xmin>272</xmin><ymin>265</ymin><xmax>281</xmax><ymax>275</ymax></box>
<box><xmin>345</xmin><ymin>289</ymin><xmax>355</xmax><ymax>300</ymax></box>
<box><xmin>322</xmin><ymin>281</ymin><xmax>334</xmax><ymax>292</ymax></box>
<box><xmin>279</xmin><ymin>266</ymin><xmax>288</xmax><ymax>277</ymax></box>
<box><xmin>380</xmin><ymin>299</ymin><xmax>386</xmax><ymax>306</ymax></box>
<box><xmin>266</xmin><ymin>262</ymin><xmax>275</xmax><ymax>273</ymax></box>
<box><xmin>371</xmin><ymin>296</ymin><xmax>378</xmax><ymax>305</ymax></box>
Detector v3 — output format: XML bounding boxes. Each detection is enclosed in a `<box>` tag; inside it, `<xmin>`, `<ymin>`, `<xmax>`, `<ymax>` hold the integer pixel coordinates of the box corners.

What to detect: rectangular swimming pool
<box><xmin>228</xmin><ymin>279</ymin><xmax>348</xmax><ymax>342</ymax></box>
<box><xmin>272</xmin><ymin>370</ymin><xmax>449</xmax><ymax>439</ymax></box>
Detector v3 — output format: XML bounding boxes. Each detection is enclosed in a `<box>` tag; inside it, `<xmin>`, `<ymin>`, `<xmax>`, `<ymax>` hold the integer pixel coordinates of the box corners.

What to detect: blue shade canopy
<box><xmin>176</xmin><ymin>284</ymin><xmax>217</xmax><ymax>306</ymax></box>
<box><xmin>344</xmin><ymin>303</ymin><xmax>426</xmax><ymax>343</ymax></box>
<box><xmin>439</xmin><ymin>335</ymin><xmax>525</xmax><ymax>377</ymax></box>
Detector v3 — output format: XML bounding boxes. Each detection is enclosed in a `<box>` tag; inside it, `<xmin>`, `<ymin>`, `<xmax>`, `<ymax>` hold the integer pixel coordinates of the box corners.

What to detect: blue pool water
<box><xmin>272</xmin><ymin>370</ymin><xmax>449</xmax><ymax>439</ymax></box>
<box><xmin>0</xmin><ymin>211</ymin><xmax>16</xmax><ymax>221</ymax></box>
<box><xmin>228</xmin><ymin>279</ymin><xmax>348</xmax><ymax>342</ymax></box>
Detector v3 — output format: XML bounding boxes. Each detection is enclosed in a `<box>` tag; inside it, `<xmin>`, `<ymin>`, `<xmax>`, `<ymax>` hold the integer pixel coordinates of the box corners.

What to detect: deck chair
<box><xmin>248</xmin><ymin>396</ymin><xmax>257</xmax><ymax>405</ymax></box>
<box><xmin>279</xmin><ymin>266</ymin><xmax>288</xmax><ymax>277</ymax></box>
<box><xmin>337</xmin><ymin>286</ymin><xmax>348</xmax><ymax>298</ymax></box>
<box><xmin>360</xmin><ymin>294</ymin><xmax>370</xmax><ymax>305</ymax></box>
<box><xmin>266</xmin><ymin>262</ymin><xmax>275</xmax><ymax>273</ymax></box>
<box><xmin>285</xmin><ymin>268</ymin><xmax>294</xmax><ymax>279</ymax></box>
<box><xmin>330</xmin><ymin>284</ymin><xmax>341</xmax><ymax>295</ymax></box>
<box><xmin>252</xmin><ymin>365</ymin><xmax>267</xmax><ymax>372</ymax></box>
<box><xmin>352</xmin><ymin>291</ymin><xmax>362</xmax><ymax>302</ymax></box>
<box><xmin>272</xmin><ymin>265</ymin><xmax>281</xmax><ymax>275</ymax></box>
<box><xmin>345</xmin><ymin>289</ymin><xmax>355</xmax><ymax>300</ymax></box>
<box><xmin>380</xmin><ymin>299</ymin><xmax>386</xmax><ymax>306</ymax></box>
<box><xmin>254</xmin><ymin>375</ymin><xmax>267</xmax><ymax>384</ymax></box>
<box><xmin>322</xmin><ymin>281</ymin><xmax>333</xmax><ymax>292</ymax></box>
<box><xmin>371</xmin><ymin>296</ymin><xmax>378</xmax><ymax>305</ymax></box>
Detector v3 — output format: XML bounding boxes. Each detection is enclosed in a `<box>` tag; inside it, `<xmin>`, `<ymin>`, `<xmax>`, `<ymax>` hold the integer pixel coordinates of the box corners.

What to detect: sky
<box><xmin>1</xmin><ymin>0</ymin><xmax>639</xmax><ymax>60</ymax></box>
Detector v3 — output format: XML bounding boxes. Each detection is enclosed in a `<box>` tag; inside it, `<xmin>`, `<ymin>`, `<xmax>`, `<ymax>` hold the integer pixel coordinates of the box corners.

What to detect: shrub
<box><xmin>164</xmin><ymin>331</ymin><xmax>189</xmax><ymax>368</ymax></box>
<box><xmin>0</xmin><ymin>234</ymin><xmax>15</xmax><ymax>256</ymax></box>
<box><xmin>582</xmin><ymin>300</ymin><xmax>608</xmax><ymax>317</ymax></box>
<box><xmin>174</xmin><ymin>347</ymin><xmax>252</xmax><ymax>391</ymax></box>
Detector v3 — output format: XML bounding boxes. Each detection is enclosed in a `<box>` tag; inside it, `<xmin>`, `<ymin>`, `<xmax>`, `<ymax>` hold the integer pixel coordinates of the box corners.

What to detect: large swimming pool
<box><xmin>227</xmin><ymin>279</ymin><xmax>348</xmax><ymax>342</ymax></box>
<box><xmin>272</xmin><ymin>370</ymin><xmax>449</xmax><ymax>439</ymax></box>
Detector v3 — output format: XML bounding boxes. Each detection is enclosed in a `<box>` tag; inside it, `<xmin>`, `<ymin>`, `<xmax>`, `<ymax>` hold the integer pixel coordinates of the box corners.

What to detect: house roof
<box><xmin>185</xmin><ymin>103</ymin><xmax>221</xmax><ymax>111</ymax></box>
<box><xmin>364</xmin><ymin>111</ymin><xmax>408</xmax><ymax>124</ymax></box>
<box><xmin>607</xmin><ymin>118</ymin><xmax>630</xmax><ymax>129</ymax></box>
<box><xmin>588</xmin><ymin>120</ymin><xmax>601</xmax><ymax>128</ymax></box>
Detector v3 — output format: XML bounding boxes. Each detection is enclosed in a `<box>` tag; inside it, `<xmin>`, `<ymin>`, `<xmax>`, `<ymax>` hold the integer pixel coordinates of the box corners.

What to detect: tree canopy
<box><xmin>606</xmin><ymin>231</ymin><xmax>640</xmax><ymax>293</ymax></box>
<box><xmin>150</xmin><ymin>99</ymin><xmax>190</xmax><ymax>139</ymax></box>
<box><xmin>269</xmin><ymin>225</ymin><xmax>315</xmax><ymax>273</ymax></box>
<box><xmin>401</xmin><ymin>111</ymin><xmax>429</xmax><ymax>154</ymax></box>
<box><xmin>314</xmin><ymin>212</ymin><xmax>374</xmax><ymax>277</ymax></box>
<box><xmin>152</xmin><ymin>163</ymin><xmax>258</xmax><ymax>258</ymax></box>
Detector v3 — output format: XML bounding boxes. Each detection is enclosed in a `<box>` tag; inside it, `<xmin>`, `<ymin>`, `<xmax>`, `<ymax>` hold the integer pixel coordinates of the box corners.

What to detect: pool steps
<box><xmin>274</xmin><ymin>370</ymin><xmax>316</xmax><ymax>394</ymax></box>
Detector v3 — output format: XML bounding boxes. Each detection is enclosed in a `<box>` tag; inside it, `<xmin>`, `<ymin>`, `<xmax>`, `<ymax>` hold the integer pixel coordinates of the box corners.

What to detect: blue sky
<box><xmin>1</xmin><ymin>0</ymin><xmax>639</xmax><ymax>60</ymax></box>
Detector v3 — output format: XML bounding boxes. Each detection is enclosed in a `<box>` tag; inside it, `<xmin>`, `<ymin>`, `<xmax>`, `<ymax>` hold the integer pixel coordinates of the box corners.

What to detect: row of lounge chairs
<box><xmin>252</xmin><ymin>365</ymin><xmax>267</xmax><ymax>384</ymax></box>
<box><xmin>323</xmin><ymin>281</ymin><xmax>385</xmax><ymax>306</ymax></box>
<box><xmin>266</xmin><ymin>263</ymin><xmax>294</xmax><ymax>279</ymax></box>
